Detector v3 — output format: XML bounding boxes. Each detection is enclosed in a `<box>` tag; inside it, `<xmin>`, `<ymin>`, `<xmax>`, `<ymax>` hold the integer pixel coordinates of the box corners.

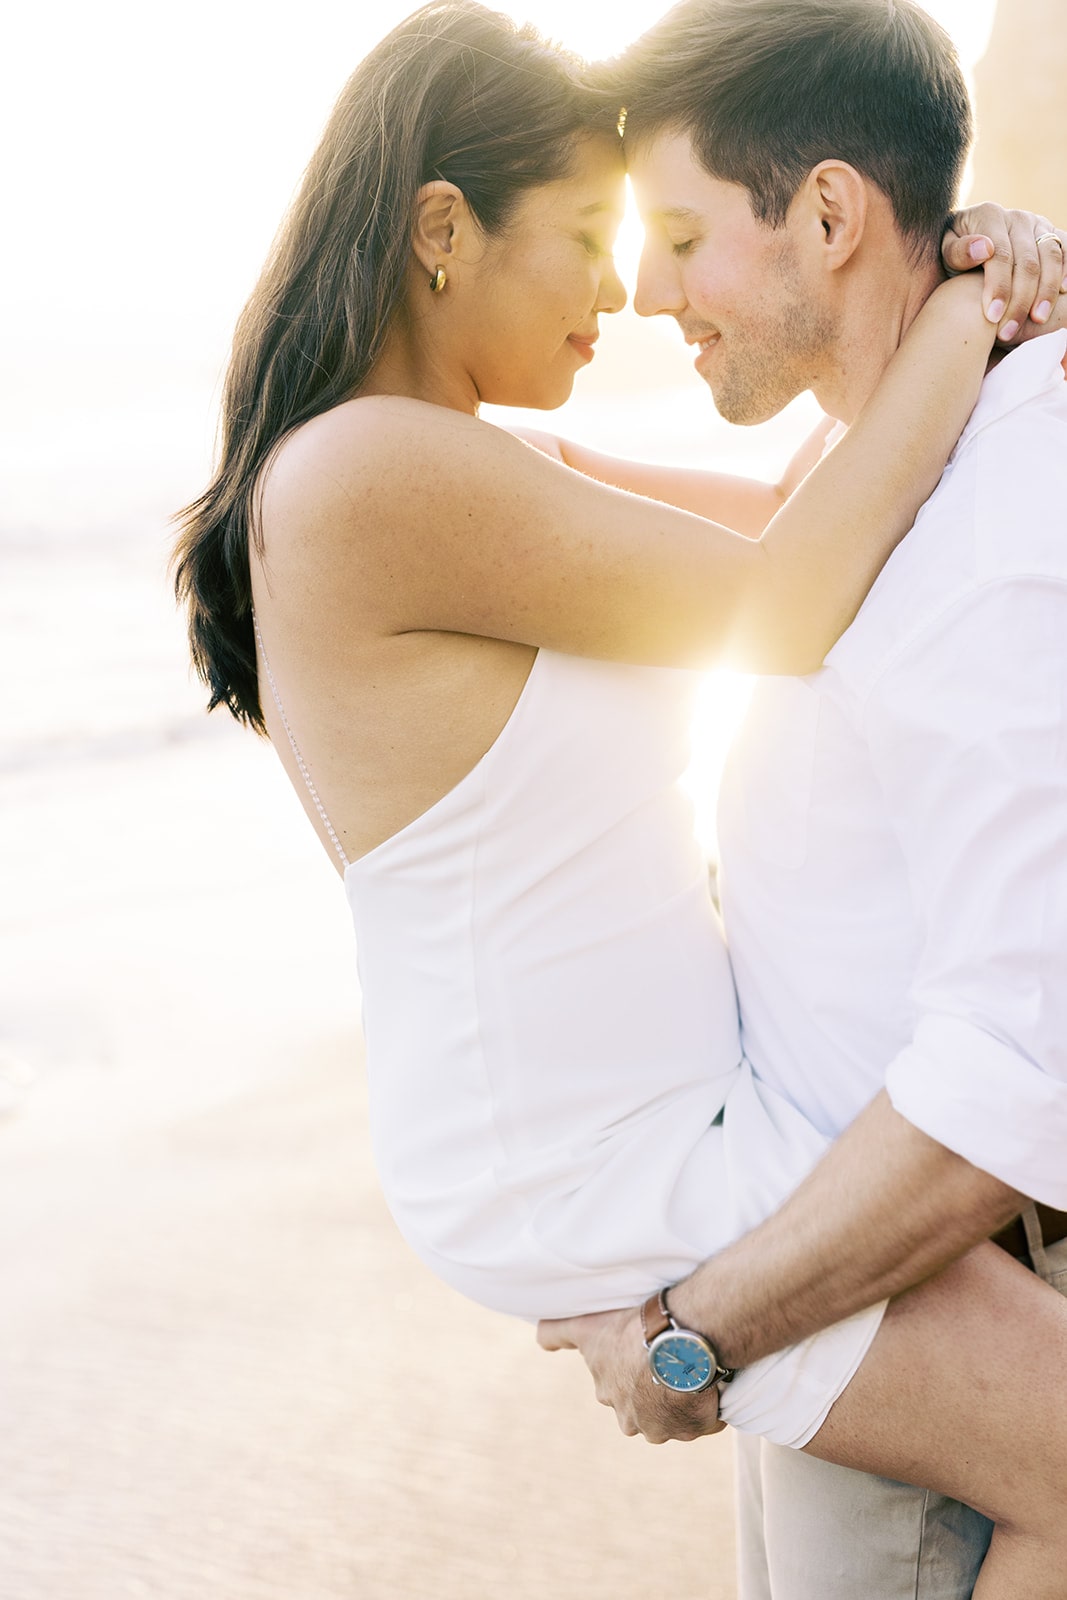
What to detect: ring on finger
<box><xmin>1035</xmin><ymin>232</ymin><xmax>1064</xmax><ymax>250</ymax></box>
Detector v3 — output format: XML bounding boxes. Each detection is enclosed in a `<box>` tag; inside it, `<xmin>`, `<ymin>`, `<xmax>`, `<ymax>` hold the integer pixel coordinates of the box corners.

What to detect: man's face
<box><xmin>628</xmin><ymin>131</ymin><xmax>837</xmax><ymax>424</ymax></box>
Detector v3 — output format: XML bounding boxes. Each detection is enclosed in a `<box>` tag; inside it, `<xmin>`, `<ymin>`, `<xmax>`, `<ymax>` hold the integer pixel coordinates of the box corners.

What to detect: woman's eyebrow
<box><xmin>573</xmin><ymin>200</ymin><xmax>627</xmax><ymax>230</ymax></box>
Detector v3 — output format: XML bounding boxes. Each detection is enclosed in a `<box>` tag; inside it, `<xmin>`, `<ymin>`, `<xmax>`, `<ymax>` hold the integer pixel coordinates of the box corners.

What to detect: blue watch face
<box><xmin>650</xmin><ymin>1334</ymin><xmax>713</xmax><ymax>1391</ymax></box>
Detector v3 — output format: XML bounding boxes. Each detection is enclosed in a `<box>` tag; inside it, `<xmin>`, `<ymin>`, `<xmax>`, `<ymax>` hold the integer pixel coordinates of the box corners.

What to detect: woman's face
<box><xmin>464</xmin><ymin>136</ymin><xmax>628</xmax><ymax>410</ymax></box>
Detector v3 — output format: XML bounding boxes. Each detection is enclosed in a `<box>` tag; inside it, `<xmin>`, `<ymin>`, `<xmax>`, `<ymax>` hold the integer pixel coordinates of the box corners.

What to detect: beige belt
<box><xmin>992</xmin><ymin>1202</ymin><xmax>1067</xmax><ymax>1261</ymax></box>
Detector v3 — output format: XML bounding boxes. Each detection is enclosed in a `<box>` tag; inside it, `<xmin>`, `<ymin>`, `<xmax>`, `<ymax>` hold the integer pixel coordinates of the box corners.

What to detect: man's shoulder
<box><xmin>916</xmin><ymin>333</ymin><xmax>1067</xmax><ymax>589</ymax></box>
<box><xmin>822</xmin><ymin>337</ymin><xmax>1067</xmax><ymax>699</ymax></box>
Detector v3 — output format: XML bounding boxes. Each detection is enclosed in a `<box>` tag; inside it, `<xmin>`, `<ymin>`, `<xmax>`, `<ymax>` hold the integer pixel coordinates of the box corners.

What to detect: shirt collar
<box><xmin>957</xmin><ymin>329</ymin><xmax>1067</xmax><ymax>447</ymax></box>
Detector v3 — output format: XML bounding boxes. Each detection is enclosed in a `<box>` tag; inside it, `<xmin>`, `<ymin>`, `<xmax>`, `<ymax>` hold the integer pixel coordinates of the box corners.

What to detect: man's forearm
<box><xmin>669</xmin><ymin>1090</ymin><xmax>1022</xmax><ymax>1369</ymax></box>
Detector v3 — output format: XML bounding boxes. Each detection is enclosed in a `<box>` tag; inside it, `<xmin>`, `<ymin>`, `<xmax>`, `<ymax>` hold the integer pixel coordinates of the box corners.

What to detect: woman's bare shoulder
<box><xmin>256</xmin><ymin>396</ymin><xmax>543</xmax><ymax>618</ymax></box>
<box><xmin>273</xmin><ymin>395</ymin><xmax>502</xmax><ymax>490</ymax></box>
<box><xmin>259</xmin><ymin>395</ymin><xmax>530</xmax><ymax>554</ymax></box>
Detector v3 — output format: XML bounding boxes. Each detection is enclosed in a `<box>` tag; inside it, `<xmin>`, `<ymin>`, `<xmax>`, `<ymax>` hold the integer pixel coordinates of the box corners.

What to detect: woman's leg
<box><xmin>803</xmin><ymin>1241</ymin><xmax>1067</xmax><ymax>1598</ymax></box>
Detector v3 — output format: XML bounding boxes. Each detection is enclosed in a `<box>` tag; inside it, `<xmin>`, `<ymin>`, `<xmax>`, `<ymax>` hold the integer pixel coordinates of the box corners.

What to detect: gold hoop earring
<box><xmin>430</xmin><ymin>266</ymin><xmax>447</xmax><ymax>294</ymax></box>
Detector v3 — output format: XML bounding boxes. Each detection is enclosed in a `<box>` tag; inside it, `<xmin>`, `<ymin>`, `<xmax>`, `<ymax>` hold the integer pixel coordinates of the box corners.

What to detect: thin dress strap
<box><xmin>252</xmin><ymin>611</ymin><xmax>351</xmax><ymax>871</ymax></box>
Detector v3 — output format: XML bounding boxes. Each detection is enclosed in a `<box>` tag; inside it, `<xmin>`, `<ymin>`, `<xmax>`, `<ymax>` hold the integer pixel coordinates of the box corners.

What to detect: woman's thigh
<box><xmin>737</xmin><ymin>1241</ymin><xmax>1067</xmax><ymax>1599</ymax></box>
<box><xmin>801</xmin><ymin>1244</ymin><xmax>1067</xmax><ymax>1528</ymax></box>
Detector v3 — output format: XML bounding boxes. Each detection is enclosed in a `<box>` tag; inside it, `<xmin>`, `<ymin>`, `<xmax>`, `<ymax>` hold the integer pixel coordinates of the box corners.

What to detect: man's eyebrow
<box><xmin>651</xmin><ymin>205</ymin><xmax>704</xmax><ymax>225</ymax></box>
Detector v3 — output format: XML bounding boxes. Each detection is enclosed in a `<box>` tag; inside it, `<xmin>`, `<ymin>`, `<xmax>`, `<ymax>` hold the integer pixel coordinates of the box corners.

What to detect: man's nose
<box><xmin>633</xmin><ymin>246</ymin><xmax>685</xmax><ymax>320</ymax></box>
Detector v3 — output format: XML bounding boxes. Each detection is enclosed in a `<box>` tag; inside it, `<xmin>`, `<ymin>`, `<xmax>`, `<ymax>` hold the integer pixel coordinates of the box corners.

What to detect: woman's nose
<box><xmin>597</xmin><ymin>257</ymin><xmax>628</xmax><ymax>316</ymax></box>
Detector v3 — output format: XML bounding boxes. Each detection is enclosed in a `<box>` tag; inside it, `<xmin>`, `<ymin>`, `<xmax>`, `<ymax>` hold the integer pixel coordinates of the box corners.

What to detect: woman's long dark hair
<box><xmin>173</xmin><ymin>1</ymin><xmax>619</xmax><ymax>732</ymax></box>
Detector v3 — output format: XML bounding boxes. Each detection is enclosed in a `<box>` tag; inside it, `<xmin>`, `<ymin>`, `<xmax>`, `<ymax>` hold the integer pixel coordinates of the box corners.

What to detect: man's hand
<box><xmin>536</xmin><ymin>1306</ymin><xmax>727</xmax><ymax>1444</ymax></box>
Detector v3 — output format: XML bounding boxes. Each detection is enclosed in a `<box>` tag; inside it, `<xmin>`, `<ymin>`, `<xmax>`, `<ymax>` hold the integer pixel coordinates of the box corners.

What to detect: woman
<box><xmin>174</xmin><ymin>3</ymin><xmax>1067</xmax><ymax>1592</ymax></box>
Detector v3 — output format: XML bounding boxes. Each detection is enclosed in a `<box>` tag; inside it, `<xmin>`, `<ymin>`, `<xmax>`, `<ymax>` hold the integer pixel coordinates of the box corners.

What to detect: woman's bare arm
<box><xmin>508</xmin><ymin>417</ymin><xmax>837</xmax><ymax>538</ymax></box>
<box><xmin>265</xmin><ymin>275</ymin><xmax>993</xmax><ymax>676</ymax></box>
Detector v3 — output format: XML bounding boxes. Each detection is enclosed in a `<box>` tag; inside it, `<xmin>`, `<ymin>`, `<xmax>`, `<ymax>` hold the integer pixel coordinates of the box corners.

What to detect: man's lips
<box><xmin>686</xmin><ymin>330</ymin><xmax>722</xmax><ymax>371</ymax></box>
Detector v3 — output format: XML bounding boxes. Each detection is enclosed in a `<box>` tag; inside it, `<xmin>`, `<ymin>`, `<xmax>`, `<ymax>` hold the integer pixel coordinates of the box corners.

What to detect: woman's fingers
<box><xmin>996</xmin><ymin>210</ymin><xmax>1066</xmax><ymax>339</ymax></box>
<box><xmin>940</xmin><ymin>228</ymin><xmax>995</xmax><ymax>276</ymax></box>
<box><xmin>944</xmin><ymin>203</ymin><xmax>1067</xmax><ymax>342</ymax></box>
<box><xmin>1030</xmin><ymin>225</ymin><xmax>1067</xmax><ymax>326</ymax></box>
<box><xmin>946</xmin><ymin>203</ymin><xmax>1036</xmax><ymax>332</ymax></box>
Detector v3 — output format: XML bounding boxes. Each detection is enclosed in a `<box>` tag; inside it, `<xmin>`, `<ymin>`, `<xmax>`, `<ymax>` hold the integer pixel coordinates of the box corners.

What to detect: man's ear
<box><xmin>411</xmin><ymin>180</ymin><xmax>470</xmax><ymax>277</ymax></box>
<box><xmin>801</xmin><ymin>160</ymin><xmax>868</xmax><ymax>271</ymax></box>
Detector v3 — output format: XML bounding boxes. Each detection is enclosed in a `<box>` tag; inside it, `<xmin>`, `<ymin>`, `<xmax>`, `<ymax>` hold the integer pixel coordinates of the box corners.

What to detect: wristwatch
<box><xmin>641</xmin><ymin>1287</ymin><xmax>736</xmax><ymax>1394</ymax></box>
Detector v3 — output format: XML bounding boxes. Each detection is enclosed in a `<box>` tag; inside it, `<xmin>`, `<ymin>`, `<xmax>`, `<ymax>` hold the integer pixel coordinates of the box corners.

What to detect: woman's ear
<box><xmin>803</xmin><ymin>160</ymin><xmax>868</xmax><ymax>271</ymax></box>
<box><xmin>411</xmin><ymin>180</ymin><xmax>468</xmax><ymax>278</ymax></box>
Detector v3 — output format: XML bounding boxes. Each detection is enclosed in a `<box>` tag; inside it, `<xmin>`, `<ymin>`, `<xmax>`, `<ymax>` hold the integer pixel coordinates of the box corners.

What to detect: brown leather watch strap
<box><xmin>640</xmin><ymin>1289</ymin><xmax>671</xmax><ymax>1345</ymax></box>
<box><xmin>642</xmin><ymin>1288</ymin><xmax>738</xmax><ymax>1385</ymax></box>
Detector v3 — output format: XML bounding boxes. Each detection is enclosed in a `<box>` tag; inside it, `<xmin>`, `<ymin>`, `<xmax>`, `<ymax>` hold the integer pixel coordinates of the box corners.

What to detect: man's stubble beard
<box><xmin>710</xmin><ymin>247</ymin><xmax>837</xmax><ymax>426</ymax></box>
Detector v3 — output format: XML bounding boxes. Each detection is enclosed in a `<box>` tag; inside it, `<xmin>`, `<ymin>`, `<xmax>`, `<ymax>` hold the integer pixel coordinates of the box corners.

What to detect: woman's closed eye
<box><xmin>579</xmin><ymin>231</ymin><xmax>614</xmax><ymax>259</ymax></box>
<box><xmin>670</xmin><ymin>237</ymin><xmax>698</xmax><ymax>258</ymax></box>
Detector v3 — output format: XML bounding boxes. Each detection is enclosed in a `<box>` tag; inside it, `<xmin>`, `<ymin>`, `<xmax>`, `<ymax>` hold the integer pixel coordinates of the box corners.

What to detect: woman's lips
<box><xmin>567</xmin><ymin>334</ymin><xmax>598</xmax><ymax>363</ymax></box>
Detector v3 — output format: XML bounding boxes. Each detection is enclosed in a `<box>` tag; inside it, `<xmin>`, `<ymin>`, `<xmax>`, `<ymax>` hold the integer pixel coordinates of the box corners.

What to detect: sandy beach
<box><xmin>0</xmin><ymin>713</ymin><xmax>739</xmax><ymax>1600</ymax></box>
<box><xmin>0</xmin><ymin>362</ymin><xmax>761</xmax><ymax>1596</ymax></box>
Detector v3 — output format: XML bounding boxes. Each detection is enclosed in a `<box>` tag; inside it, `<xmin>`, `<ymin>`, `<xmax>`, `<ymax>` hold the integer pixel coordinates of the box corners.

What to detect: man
<box><xmin>540</xmin><ymin>3</ymin><xmax>1067</xmax><ymax>1594</ymax></box>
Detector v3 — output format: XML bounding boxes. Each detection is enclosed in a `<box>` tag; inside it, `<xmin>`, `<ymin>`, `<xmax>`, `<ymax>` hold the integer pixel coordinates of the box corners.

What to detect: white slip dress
<box><xmin>258</xmin><ymin>634</ymin><xmax>886</xmax><ymax>1449</ymax></box>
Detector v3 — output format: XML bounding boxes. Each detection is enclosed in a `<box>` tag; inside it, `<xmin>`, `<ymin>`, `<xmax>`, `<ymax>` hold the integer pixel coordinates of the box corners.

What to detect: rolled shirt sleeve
<box><xmin>866</xmin><ymin>578</ymin><xmax>1067</xmax><ymax>1206</ymax></box>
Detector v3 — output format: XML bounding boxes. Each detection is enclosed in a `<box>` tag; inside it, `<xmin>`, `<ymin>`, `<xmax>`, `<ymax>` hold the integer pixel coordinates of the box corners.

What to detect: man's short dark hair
<box><xmin>611</xmin><ymin>0</ymin><xmax>972</xmax><ymax>262</ymax></box>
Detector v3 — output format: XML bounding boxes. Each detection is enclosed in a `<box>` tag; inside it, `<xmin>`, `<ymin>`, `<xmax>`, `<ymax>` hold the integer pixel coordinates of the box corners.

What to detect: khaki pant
<box><xmin>735</xmin><ymin>1227</ymin><xmax>1067</xmax><ymax>1600</ymax></box>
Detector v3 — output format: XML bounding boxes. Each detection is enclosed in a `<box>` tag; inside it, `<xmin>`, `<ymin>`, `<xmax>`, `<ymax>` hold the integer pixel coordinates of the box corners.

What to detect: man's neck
<box><xmin>813</xmin><ymin>259</ymin><xmax>944</xmax><ymax>425</ymax></box>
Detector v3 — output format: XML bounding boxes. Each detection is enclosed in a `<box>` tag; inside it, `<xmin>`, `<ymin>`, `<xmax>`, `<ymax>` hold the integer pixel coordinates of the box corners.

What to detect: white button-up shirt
<box><xmin>718</xmin><ymin>332</ymin><xmax>1067</xmax><ymax>1209</ymax></box>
